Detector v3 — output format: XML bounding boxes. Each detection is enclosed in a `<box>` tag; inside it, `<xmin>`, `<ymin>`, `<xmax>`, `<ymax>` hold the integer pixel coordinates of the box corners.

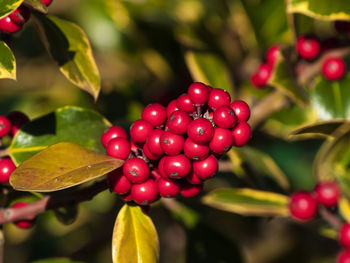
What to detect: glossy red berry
<box><xmin>192</xmin><ymin>155</ymin><xmax>218</xmax><ymax>180</ymax></box>
<box><xmin>0</xmin><ymin>115</ymin><xmax>11</xmax><ymax>138</ymax></box>
<box><xmin>123</xmin><ymin>157</ymin><xmax>149</xmax><ymax>183</ymax></box>
<box><xmin>160</xmin><ymin>131</ymin><xmax>184</xmax><ymax>155</ymax></box>
<box><xmin>322</xmin><ymin>57</ymin><xmax>346</xmax><ymax>81</ymax></box>
<box><xmin>297</xmin><ymin>36</ymin><xmax>321</xmax><ymax>60</ymax></box>
<box><xmin>230</xmin><ymin>100</ymin><xmax>250</xmax><ymax>122</ymax></box>
<box><xmin>130</xmin><ymin>119</ymin><xmax>153</xmax><ymax>144</ymax></box>
<box><xmin>0</xmin><ymin>16</ymin><xmax>22</xmax><ymax>34</ymax></box>
<box><xmin>143</xmin><ymin>143</ymin><xmax>161</xmax><ymax>161</ymax></box>
<box><xmin>209</xmin><ymin>128</ymin><xmax>234</xmax><ymax>154</ymax></box>
<box><xmin>180</xmin><ymin>181</ymin><xmax>203</xmax><ymax>198</ymax></box>
<box><xmin>314</xmin><ymin>181</ymin><xmax>339</xmax><ymax>207</ymax></box>
<box><xmin>184</xmin><ymin>138</ymin><xmax>209</xmax><ymax>161</ymax></box>
<box><xmin>158</xmin><ymin>156</ymin><xmax>169</xmax><ymax>179</ymax></box>
<box><xmin>166</xmin><ymin>99</ymin><xmax>179</xmax><ymax>118</ymax></box>
<box><xmin>188</xmin><ymin>82</ymin><xmax>209</xmax><ymax>106</ymax></box>
<box><xmin>176</xmin><ymin>94</ymin><xmax>195</xmax><ymax>113</ymax></box>
<box><xmin>0</xmin><ymin>158</ymin><xmax>16</xmax><ymax>183</ymax></box>
<box><xmin>120</xmin><ymin>191</ymin><xmax>133</xmax><ymax>202</ymax></box>
<box><xmin>213</xmin><ymin>105</ymin><xmax>237</xmax><ymax>129</ymax></box>
<box><xmin>131</xmin><ymin>179</ymin><xmax>159</xmax><ymax>205</ymax></box>
<box><xmin>337</xmin><ymin>250</ymin><xmax>350</xmax><ymax>263</ymax></box>
<box><xmin>208</xmin><ymin>89</ymin><xmax>231</xmax><ymax>110</ymax></box>
<box><xmin>108</xmin><ymin>168</ymin><xmax>131</xmax><ymax>194</ymax></box>
<box><xmin>9</xmin><ymin>5</ymin><xmax>31</xmax><ymax>26</ymax></box>
<box><xmin>146</xmin><ymin>129</ymin><xmax>164</xmax><ymax>156</ymax></box>
<box><xmin>340</xmin><ymin>223</ymin><xmax>350</xmax><ymax>248</ymax></box>
<box><xmin>106</xmin><ymin>137</ymin><xmax>130</xmax><ymax>160</ymax></box>
<box><xmin>289</xmin><ymin>191</ymin><xmax>317</xmax><ymax>221</ymax></box>
<box><xmin>142</xmin><ymin>103</ymin><xmax>167</xmax><ymax>127</ymax></box>
<box><xmin>12</xmin><ymin>202</ymin><xmax>35</xmax><ymax>228</ymax></box>
<box><xmin>232</xmin><ymin>122</ymin><xmax>251</xmax><ymax>147</ymax></box>
<box><xmin>7</xmin><ymin>111</ymin><xmax>29</xmax><ymax>137</ymax></box>
<box><xmin>157</xmin><ymin>178</ymin><xmax>181</xmax><ymax>198</ymax></box>
<box><xmin>167</xmin><ymin>110</ymin><xmax>191</xmax><ymax>135</ymax></box>
<box><xmin>41</xmin><ymin>0</ymin><xmax>53</xmax><ymax>6</ymax></box>
<box><xmin>186</xmin><ymin>170</ymin><xmax>203</xmax><ymax>185</ymax></box>
<box><xmin>164</xmin><ymin>154</ymin><xmax>191</xmax><ymax>179</ymax></box>
<box><xmin>265</xmin><ymin>45</ymin><xmax>280</xmax><ymax>66</ymax></box>
<box><xmin>251</xmin><ymin>63</ymin><xmax>272</xmax><ymax>88</ymax></box>
<box><xmin>101</xmin><ymin>126</ymin><xmax>128</xmax><ymax>148</ymax></box>
<box><xmin>187</xmin><ymin>118</ymin><xmax>214</xmax><ymax>144</ymax></box>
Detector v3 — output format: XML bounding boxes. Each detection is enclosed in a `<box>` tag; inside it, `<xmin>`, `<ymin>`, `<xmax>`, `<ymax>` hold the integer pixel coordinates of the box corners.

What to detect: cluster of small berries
<box><xmin>102</xmin><ymin>82</ymin><xmax>251</xmax><ymax>207</ymax></box>
<box><xmin>0</xmin><ymin>0</ymin><xmax>52</xmax><ymax>34</ymax></box>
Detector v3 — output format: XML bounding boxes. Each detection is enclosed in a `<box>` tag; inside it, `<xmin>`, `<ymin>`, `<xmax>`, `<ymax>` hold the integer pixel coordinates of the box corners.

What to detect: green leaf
<box><xmin>10</xmin><ymin>142</ymin><xmax>123</xmax><ymax>192</ymax></box>
<box><xmin>33</xmin><ymin>14</ymin><xmax>101</xmax><ymax>101</ymax></box>
<box><xmin>9</xmin><ymin>106</ymin><xmax>110</xmax><ymax>165</ymax></box>
<box><xmin>54</xmin><ymin>204</ymin><xmax>79</xmax><ymax>225</ymax></box>
<box><xmin>202</xmin><ymin>188</ymin><xmax>289</xmax><ymax>217</ymax></box>
<box><xmin>31</xmin><ymin>258</ymin><xmax>84</xmax><ymax>263</ymax></box>
<box><xmin>112</xmin><ymin>204</ymin><xmax>159</xmax><ymax>263</ymax></box>
<box><xmin>287</xmin><ymin>0</ymin><xmax>350</xmax><ymax>21</ymax></box>
<box><xmin>311</xmin><ymin>74</ymin><xmax>350</xmax><ymax>120</ymax></box>
<box><xmin>23</xmin><ymin>0</ymin><xmax>47</xmax><ymax>13</ymax></box>
<box><xmin>0</xmin><ymin>0</ymin><xmax>23</xmax><ymax>19</ymax></box>
<box><xmin>0</xmin><ymin>41</ymin><xmax>16</xmax><ymax>80</ymax></box>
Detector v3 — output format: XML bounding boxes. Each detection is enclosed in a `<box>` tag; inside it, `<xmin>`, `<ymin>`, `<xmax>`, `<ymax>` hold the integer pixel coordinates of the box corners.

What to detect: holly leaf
<box><xmin>0</xmin><ymin>41</ymin><xmax>16</xmax><ymax>80</ymax></box>
<box><xmin>0</xmin><ymin>0</ymin><xmax>23</xmax><ymax>19</ymax></box>
<box><xmin>23</xmin><ymin>0</ymin><xmax>47</xmax><ymax>13</ymax></box>
<box><xmin>112</xmin><ymin>204</ymin><xmax>159</xmax><ymax>263</ymax></box>
<box><xmin>10</xmin><ymin>142</ymin><xmax>123</xmax><ymax>192</ymax></box>
<box><xmin>9</xmin><ymin>106</ymin><xmax>110</xmax><ymax>165</ymax></box>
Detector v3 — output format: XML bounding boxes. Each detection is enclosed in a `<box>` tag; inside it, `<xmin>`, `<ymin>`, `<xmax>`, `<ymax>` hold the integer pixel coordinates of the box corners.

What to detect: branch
<box><xmin>0</xmin><ymin>180</ymin><xmax>109</xmax><ymax>224</ymax></box>
<box><xmin>319</xmin><ymin>206</ymin><xmax>342</xmax><ymax>230</ymax></box>
<box><xmin>0</xmin><ymin>149</ymin><xmax>9</xmax><ymax>158</ymax></box>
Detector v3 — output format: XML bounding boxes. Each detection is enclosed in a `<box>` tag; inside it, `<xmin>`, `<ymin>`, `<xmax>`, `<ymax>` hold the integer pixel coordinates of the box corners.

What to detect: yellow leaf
<box><xmin>339</xmin><ymin>197</ymin><xmax>350</xmax><ymax>223</ymax></box>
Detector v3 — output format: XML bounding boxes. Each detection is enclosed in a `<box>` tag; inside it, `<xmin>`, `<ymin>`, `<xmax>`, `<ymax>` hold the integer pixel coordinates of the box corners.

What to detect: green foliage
<box><xmin>23</xmin><ymin>0</ymin><xmax>47</xmax><ymax>13</ymax></box>
<box><xmin>53</xmin><ymin>204</ymin><xmax>79</xmax><ymax>225</ymax></box>
<box><xmin>0</xmin><ymin>0</ymin><xmax>23</xmax><ymax>19</ymax></box>
<box><xmin>0</xmin><ymin>41</ymin><xmax>16</xmax><ymax>80</ymax></box>
<box><xmin>31</xmin><ymin>258</ymin><xmax>84</xmax><ymax>263</ymax></box>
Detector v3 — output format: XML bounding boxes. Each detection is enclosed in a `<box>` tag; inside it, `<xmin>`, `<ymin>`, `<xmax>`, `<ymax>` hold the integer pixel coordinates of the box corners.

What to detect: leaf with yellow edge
<box><xmin>339</xmin><ymin>197</ymin><xmax>350</xmax><ymax>223</ymax></box>
<box><xmin>112</xmin><ymin>204</ymin><xmax>159</xmax><ymax>263</ymax></box>
<box><xmin>0</xmin><ymin>41</ymin><xmax>16</xmax><ymax>80</ymax></box>
<box><xmin>10</xmin><ymin>142</ymin><xmax>123</xmax><ymax>192</ymax></box>
<box><xmin>202</xmin><ymin>188</ymin><xmax>289</xmax><ymax>217</ymax></box>
<box><xmin>0</xmin><ymin>0</ymin><xmax>23</xmax><ymax>19</ymax></box>
<box><xmin>23</xmin><ymin>0</ymin><xmax>47</xmax><ymax>13</ymax></box>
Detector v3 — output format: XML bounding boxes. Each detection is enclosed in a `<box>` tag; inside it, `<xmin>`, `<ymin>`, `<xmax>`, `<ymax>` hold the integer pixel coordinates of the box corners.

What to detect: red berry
<box><xmin>192</xmin><ymin>155</ymin><xmax>218</xmax><ymax>180</ymax></box>
<box><xmin>180</xmin><ymin>181</ymin><xmax>203</xmax><ymax>198</ymax></box>
<box><xmin>213</xmin><ymin>105</ymin><xmax>237</xmax><ymax>129</ymax></box>
<box><xmin>108</xmin><ymin>168</ymin><xmax>131</xmax><ymax>194</ymax></box>
<box><xmin>166</xmin><ymin>99</ymin><xmax>179</xmax><ymax>118</ymax></box>
<box><xmin>208</xmin><ymin>89</ymin><xmax>231</xmax><ymax>110</ymax></box>
<box><xmin>143</xmin><ymin>143</ymin><xmax>161</xmax><ymax>161</ymax></box>
<box><xmin>0</xmin><ymin>158</ymin><xmax>16</xmax><ymax>183</ymax></box>
<box><xmin>209</xmin><ymin>128</ymin><xmax>234</xmax><ymax>154</ymax></box>
<box><xmin>230</xmin><ymin>100</ymin><xmax>250</xmax><ymax>122</ymax></box>
<box><xmin>184</xmin><ymin>138</ymin><xmax>209</xmax><ymax>161</ymax></box>
<box><xmin>167</xmin><ymin>110</ymin><xmax>191</xmax><ymax>135</ymax></box>
<box><xmin>297</xmin><ymin>36</ymin><xmax>321</xmax><ymax>60</ymax></box>
<box><xmin>41</xmin><ymin>0</ymin><xmax>53</xmax><ymax>6</ymax></box>
<box><xmin>251</xmin><ymin>63</ymin><xmax>272</xmax><ymax>88</ymax></box>
<box><xmin>101</xmin><ymin>126</ymin><xmax>128</xmax><ymax>148</ymax></box>
<box><xmin>160</xmin><ymin>131</ymin><xmax>184</xmax><ymax>156</ymax></box>
<box><xmin>131</xmin><ymin>179</ymin><xmax>159</xmax><ymax>205</ymax></box>
<box><xmin>123</xmin><ymin>157</ymin><xmax>149</xmax><ymax>183</ymax></box>
<box><xmin>146</xmin><ymin>129</ymin><xmax>165</xmax><ymax>156</ymax></box>
<box><xmin>7</xmin><ymin>111</ymin><xmax>29</xmax><ymax>137</ymax></box>
<box><xmin>322</xmin><ymin>57</ymin><xmax>346</xmax><ymax>81</ymax></box>
<box><xmin>337</xmin><ymin>249</ymin><xmax>350</xmax><ymax>263</ymax></box>
<box><xmin>0</xmin><ymin>16</ymin><xmax>22</xmax><ymax>34</ymax></box>
<box><xmin>187</xmin><ymin>118</ymin><xmax>214</xmax><ymax>144</ymax></box>
<box><xmin>142</xmin><ymin>103</ymin><xmax>167</xmax><ymax>127</ymax></box>
<box><xmin>9</xmin><ymin>5</ymin><xmax>31</xmax><ymax>26</ymax></box>
<box><xmin>289</xmin><ymin>191</ymin><xmax>317</xmax><ymax>221</ymax></box>
<box><xmin>232</xmin><ymin>122</ymin><xmax>251</xmax><ymax>147</ymax></box>
<box><xmin>340</xmin><ymin>223</ymin><xmax>350</xmax><ymax>248</ymax></box>
<box><xmin>164</xmin><ymin>154</ymin><xmax>191</xmax><ymax>179</ymax></box>
<box><xmin>106</xmin><ymin>138</ymin><xmax>130</xmax><ymax>160</ymax></box>
<box><xmin>186</xmin><ymin>170</ymin><xmax>203</xmax><ymax>185</ymax></box>
<box><xmin>157</xmin><ymin>178</ymin><xmax>180</xmax><ymax>198</ymax></box>
<box><xmin>0</xmin><ymin>115</ymin><xmax>11</xmax><ymax>138</ymax></box>
<box><xmin>12</xmin><ymin>202</ymin><xmax>35</xmax><ymax>229</ymax></box>
<box><xmin>130</xmin><ymin>119</ymin><xmax>153</xmax><ymax>144</ymax></box>
<box><xmin>176</xmin><ymin>94</ymin><xmax>195</xmax><ymax>113</ymax></box>
<box><xmin>188</xmin><ymin>82</ymin><xmax>209</xmax><ymax>106</ymax></box>
<box><xmin>265</xmin><ymin>45</ymin><xmax>280</xmax><ymax>66</ymax></box>
<box><xmin>314</xmin><ymin>181</ymin><xmax>339</xmax><ymax>207</ymax></box>
<box><xmin>158</xmin><ymin>156</ymin><xmax>169</xmax><ymax>179</ymax></box>
<box><xmin>120</xmin><ymin>191</ymin><xmax>133</xmax><ymax>202</ymax></box>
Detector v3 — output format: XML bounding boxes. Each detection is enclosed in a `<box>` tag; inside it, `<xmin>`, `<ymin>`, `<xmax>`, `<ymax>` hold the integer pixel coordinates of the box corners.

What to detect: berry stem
<box><xmin>319</xmin><ymin>206</ymin><xmax>342</xmax><ymax>230</ymax></box>
<box><xmin>0</xmin><ymin>149</ymin><xmax>8</xmax><ymax>158</ymax></box>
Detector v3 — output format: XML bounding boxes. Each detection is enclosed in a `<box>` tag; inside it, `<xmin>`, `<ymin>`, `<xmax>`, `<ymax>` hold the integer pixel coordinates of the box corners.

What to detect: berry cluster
<box><xmin>0</xmin><ymin>0</ymin><xmax>52</xmax><ymax>34</ymax></box>
<box><xmin>102</xmin><ymin>82</ymin><xmax>251</xmax><ymax>207</ymax></box>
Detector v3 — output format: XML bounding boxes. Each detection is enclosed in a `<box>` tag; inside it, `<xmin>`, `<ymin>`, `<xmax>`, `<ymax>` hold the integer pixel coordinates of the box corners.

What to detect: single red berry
<box><xmin>213</xmin><ymin>105</ymin><xmax>237</xmax><ymax>129</ymax></box>
<box><xmin>158</xmin><ymin>156</ymin><xmax>169</xmax><ymax>179</ymax></box>
<box><xmin>106</xmin><ymin>137</ymin><xmax>130</xmax><ymax>160</ymax></box>
<box><xmin>186</xmin><ymin>170</ymin><xmax>203</xmax><ymax>185</ymax></box>
<box><xmin>337</xmin><ymin>249</ymin><xmax>350</xmax><ymax>263</ymax></box>
<box><xmin>289</xmin><ymin>191</ymin><xmax>317</xmax><ymax>221</ymax></box>
<box><xmin>108</xmin><ymin>168</ymin><xmax>131</xmax><ymax>194</ymax></box>
<box><xmin>164</xmin><ymin>154</ymin><xmax>191</xmax><ymax>179</ymax></box>
<box><xmin>41</xmin><ymin>0</ymin><xmax>53</xmax><ymax>6</ymax></box>
<box><xmin>180</xmin><ymin>181</ymin><xmax>203</xmax><ymax>198</ymax></box>
<box><xmin>101</xmin><ymin>126</ymin><xmax>128</xmax><ymax>148</ymax></box>
<box><xmin>297</xmin><ymin>36</ymin><xmax>321</xmax><ymax>60</ymax></box>
<box><xmin>184</xmin><ymin>138</ymin><xmax>209</xmax><ymax>161</ymax></box>
<box><xmin>0</xmin><ymin>158</ymin><xmax>16</xmax><ymax>183</ymax></box>
<box><xmin>209</xmin><ymin>128</ymin><xmax>234</xmax><ymax>154</ymax></box>
<box><xmin>160</xmin><ymin>131</ymin><xmax>184</xmax><ymax>156</ymax></box>
<box><xmin>322</xmin><ymin>57</ymin><xmax>346</xmax><ymax>81</ymax></box>
<box><xmin>187</xmin><ymin>118</ymin><xmax>214</xmax><ymax>144</ymax></box>
<box><xmin>123</xmin><ymin>157</ymin><xmax>149</xmax><ymax>183</ymax></box>
<box><xmin>131</xmin><ymin>179</ymin><xmax>159</xmax><ymax>205</ymax></box>
<box><xmin>143</xmin><ymin>143</ymin><xmax>161</xmax><ymax>161</ymax></box>
<box><xmin>166</xmin><ymin>99</ymin><xmax>179</xmax><ymax>118</ymax></box>
<box><xmin>130</xmin><ymin>119</ymin><xmax>153</xmax><ymax>144</ymax></box>
<box><xmin>335</xmin><ymin>20</ymin><xmax>350</xmax><ymax>33</ymax></box>
<box><xmin>7</xmin><ymin>111</ymin><xmax>29</xmax><ymax>137</ymax></box>
<box><xmin>251</xmin><ymin>63</ymin><xmax>272</xmax><ymax>88</ymax></box>
<box><xmin>120</xmin><ymin>191</ymin><xmax>133</xmax><ymax>202</ymax></box>
<box><xmin>314</xmin><ymin>181</ymin><xmax>339</xmax><ymax>207</ymax></box>
<box><xmin>0</xmin><ymin>16</ymin><xmax>22</xmax><ymax>34</ymax></box>
<box><xmin>188</xmin><ymin>82</ymin><xmax>209</xmax><ymax>106</ymax></box>
<box><xmin>142</xmin><ymin>103</ymin><xmax>167</xmax><ymax>127</ymax></box>
<box><xmin>9</xmin><ymin>5</ymin><xmax>31</xmax><ymax>26</ymax></box>
<box><xmin>265</xmin><ymin>45</ymin><xmax>280</xmax><ymax>66</ymax></box>
<box><xmin>0</xmin><ymin>115</ymin><xmax>11</xmax><ymax>138</ymax></box>
<box><xmin>176</xmin><ymin>94</ymin><xmax>195</xmax><ymax>113</ymax></box>
<box><xmin>146</xmin><ymin>129</ymin><xmax>165</xmax><ymax>156</ymax></box>
<box><xmin>232</xmin><ymin>122</ymin><xmax>251</xmax><ymax>147</ymax></box>
<box><xmin>12</xmin><ymin>202</ymin><xmax>35</xmax><ymax>229</ymax></box>
<box><xmin>208</xmin><ymin>89</ymin><xmax>231</xmax><ymax>111</ymax></box>
<box><xmin>167</xmin><ymin>110</ymin><xmax>191</xmax><ymax>135</ymax></box>
<box><xmin>192</xmin><ymin>155</ymin><xmax>218</xmax><ymax>180</ymax></box>
<box><xmin>230</xmin><ymin>100</ymin><xmax>250</xmax><ymax>122</ymax></box>
<box><xmin>340</xmin><ymin>223</ymin><xmax>350</xmax><ymax>248</ymax></box>
<box><xmin>157</xmin><ymin>178</ymin><xmax>181</xmax><ymax>198</ymax></box>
